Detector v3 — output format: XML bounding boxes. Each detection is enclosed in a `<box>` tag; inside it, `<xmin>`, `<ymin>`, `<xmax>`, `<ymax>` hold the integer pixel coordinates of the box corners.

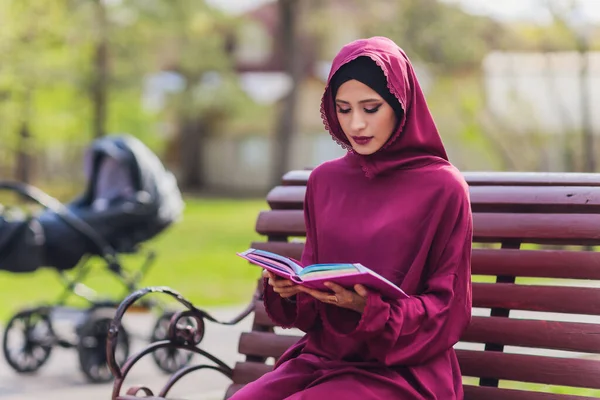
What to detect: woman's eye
<box><xmin>337</xmin><ymin>108</ymin><xmax>351</xmax><ymax>114</ymax></box>
<box><xmin>364</xmin><ymin>105</ymin><xmax>382</xmax><ymax>114</ymax></box>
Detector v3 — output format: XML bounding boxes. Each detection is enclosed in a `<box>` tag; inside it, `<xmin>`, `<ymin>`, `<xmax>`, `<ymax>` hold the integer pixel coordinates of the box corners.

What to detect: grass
<box><xmin>0</xmin><ymin>197</ymin><xmax>269</xmax><ymax>322</ymax></box>
<box><xmin>462</xmin><ymin>378</ymin><xmax>600</xmax><ymax>397</ymax></box>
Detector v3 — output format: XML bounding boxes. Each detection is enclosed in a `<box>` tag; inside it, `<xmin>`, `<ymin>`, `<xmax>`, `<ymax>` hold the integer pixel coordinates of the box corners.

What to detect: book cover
<box><xmin>237</xmin><ymin>248</ymin><xmax>409</xmax><ymax>300</ymax></box>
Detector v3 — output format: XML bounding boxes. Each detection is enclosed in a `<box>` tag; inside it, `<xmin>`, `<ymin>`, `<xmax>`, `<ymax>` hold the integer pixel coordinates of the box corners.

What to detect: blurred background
<box><xmin>1</xmin><ymin>0</ymin><xmax>600</xmax><ymax>320</ymax></box>
<box><xmin>1</xmin><ymin>0</ymin><xmax>600</xmax><ymax>395</ymax></box>
<box><xmin>1</xmin><ymin>0</ymin><xmax>599</xmax><ymax>197</ymax></box>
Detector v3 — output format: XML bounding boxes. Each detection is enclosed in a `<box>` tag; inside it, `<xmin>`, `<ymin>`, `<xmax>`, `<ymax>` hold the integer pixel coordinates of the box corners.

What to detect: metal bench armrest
<box><xmin>108</xmin><ymin>286</ymin><xmax>260</xmax><ymax>399</ymax></box>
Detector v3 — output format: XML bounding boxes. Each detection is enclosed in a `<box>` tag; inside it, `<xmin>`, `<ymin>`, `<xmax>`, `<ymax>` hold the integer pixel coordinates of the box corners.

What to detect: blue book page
<box><xmin>299</xmin><ymin>263</ymin><xmax>359</xmax><ymax>276</ymax></box>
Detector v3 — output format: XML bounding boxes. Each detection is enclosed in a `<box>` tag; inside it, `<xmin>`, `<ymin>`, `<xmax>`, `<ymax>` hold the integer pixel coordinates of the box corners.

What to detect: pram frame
<box><xmin>0</xmin><ymin>180</ymin><xmax>188</xmax><ymax>382</ymax></box>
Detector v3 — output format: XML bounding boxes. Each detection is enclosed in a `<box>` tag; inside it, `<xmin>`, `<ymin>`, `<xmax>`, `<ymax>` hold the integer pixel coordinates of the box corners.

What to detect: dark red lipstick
<box><xmin>352</xmin><ymin>136</ymin><xmax>374</xmax><ymax>145</ymax></box>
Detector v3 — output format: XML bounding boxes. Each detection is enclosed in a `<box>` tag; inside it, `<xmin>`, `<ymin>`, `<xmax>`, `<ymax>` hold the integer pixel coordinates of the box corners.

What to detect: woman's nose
<box><xmin>350</xmin><ymin>113</ymin><xmax>367</xmax><ymax>132</ymax></box>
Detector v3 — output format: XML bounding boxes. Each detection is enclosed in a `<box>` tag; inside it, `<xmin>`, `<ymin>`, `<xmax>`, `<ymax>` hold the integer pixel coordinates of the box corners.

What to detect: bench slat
<box><xmin>473</xmin><ymin>213</ymin><xmax>600</xmax><ymax>245</ymax></box>
<box><xmin>249</xmin><ymin>274</ymin><xmax>600</xmax><ymax>318</ymax></box>
<box><xmin>225</xmin><ymin>384</ymin><xmax>245</xmax><ymax>400</ymax></box>
<box><xmin>237</xmin><ymin>333</ymin><xmax>600</xmax><ymax>389</ymax></box>
<box><xmin>253</xmin><ymin>300</ymin><xmax>274</xmax><ymax>328</ymax></box>
<box><xmin>267</xmin><ymin>185</ymin><xmax>600</xmax><ymax>213</ymax></box>
<box><xmin>472</xmin><ymin>283</ymin><xmax>600</xmax><ymax>315</ymax></box>
<box><xmin>468</xmin><ymin>186</ymin><xmax>600</xmax><ymax>213</ymax></box>
<box><xmin>226</xmin><ymin>368</ymin><xmax>600</xmax><ymax>400</ymax></box>
<box><xmin>256</xmin><ymin>210</ymin><xmax>600</xmax><ymax>244</ymax></box>
<box><xmin>282</xmin><ymin>170</ymin><xmax>600</xmax><ymax>187</ymax></box>
<box><xmin>253</xmin><ymin>300</ymin><xmax>600</xmax><ymax>353</ymax></box>
<box><xmin>463</xmin><ymin>385</ymin><xmax>599</xmax><ymax>400</ymax></box>
<box><xmin>250</xmin><ymin>241</ymin><xmax>304</xmax><ymax>260</ymax></box>
<box><xmin>255</xmin><ymin>210</ymin><xmax>305</xmax><ymax>237</ymax></box>
<box><xmin>238</xmin><ymin>331</ymin><xmax>299</xmax><ymax>358</ymax></box>
<box><xmin>249</xmin><ymin>245</ymin><xmax>600</xmax><ymax>281</ymax></box>
<box><xmin>463</xmin><ymin>172</ymin><xmax>600</xmax><ymax>187</ymax></box>
<box><xmin>472</xmin><ymin>249</ymin><xmax>600</xmax><ymax>280</ymax></box>
<box><xmin>281</xmin><ymin>170</ymin><xmax>310</xmax><ymax>186</ymax></box>
<box><xmin>462</xmin><ymin>316</ymin><xmax>600</xmax><ymax>353</ymax></box>
<box><xmin>266</xmin><ymin>186</ymin><xmax>305</xmax><ymax>210</ymax></box>
<box><xmin>457</xmin><ymin>349</ymin><xmax>600</xmax><ymax>389</ymax></box>
<box><xmin>229</xmin><ymin>364</ymin><xmax>600</xmax><ymax>400</ymax></box>
<box><xmin>231</xmin><ymin>361</ymin><xmax>273</xmax><ymax>385</ymax></box>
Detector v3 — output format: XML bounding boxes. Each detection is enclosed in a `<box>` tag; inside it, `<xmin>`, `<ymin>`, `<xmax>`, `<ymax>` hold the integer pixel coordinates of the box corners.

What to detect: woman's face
<box><xmin>335</xmin><ymin>79</ymin><xmax>398</xmax><ymax>155</ymax></box>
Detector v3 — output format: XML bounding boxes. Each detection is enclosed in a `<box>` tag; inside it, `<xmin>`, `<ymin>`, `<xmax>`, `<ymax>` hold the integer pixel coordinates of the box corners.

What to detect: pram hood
<box><xmin>63</xmin><ymin>134</ymin><xmax>185</xmax><ymax>253</ymax></box>
<box><xmin>78</xmin><ymin>134</ymin><xmax>183</xmax><ymax>224</ymax></box>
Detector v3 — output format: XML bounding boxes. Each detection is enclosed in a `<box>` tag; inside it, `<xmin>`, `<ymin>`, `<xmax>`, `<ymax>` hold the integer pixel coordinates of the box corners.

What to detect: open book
<box><xmin>237</xmin><ymin>248</ymin><xmax>408</xmax><ymax>300</ymax></box>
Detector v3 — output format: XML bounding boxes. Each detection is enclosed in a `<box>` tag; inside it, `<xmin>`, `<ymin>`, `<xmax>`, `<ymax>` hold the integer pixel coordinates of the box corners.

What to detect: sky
<box><xmin>204</xmin><ymin>0</ymin><xmax>274</xmax><ymax>15</ymax></box>
<box><xmin>441</xmin><ymin>0</ymin><xmax>600</xmax><ymax>24</ymax></box>
<box><xmin>206</xmin><ymin>0</ymin><xmax>600</xmax><ymax>25</ymax></box>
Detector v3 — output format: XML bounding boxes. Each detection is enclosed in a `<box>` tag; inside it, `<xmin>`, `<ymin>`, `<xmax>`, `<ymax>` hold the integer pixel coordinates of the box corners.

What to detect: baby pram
<box><xmin>0</xmin><ymin>134</ymin><xmax>190</xmax><ymax>382</ymax></box>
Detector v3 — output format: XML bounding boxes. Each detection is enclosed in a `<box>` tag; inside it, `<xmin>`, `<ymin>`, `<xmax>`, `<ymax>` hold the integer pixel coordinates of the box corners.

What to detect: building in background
<box><xmin>482</xmin><ymin>51</ymin><xmax>599</xmax><ymax>171</ymax></box>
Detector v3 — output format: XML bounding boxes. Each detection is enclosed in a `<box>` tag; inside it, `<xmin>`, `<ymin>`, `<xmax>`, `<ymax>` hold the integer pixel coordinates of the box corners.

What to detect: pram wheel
<box><xmin>77</xmin><ymin>307</ymin><xmax>129</xmax><ymax>383</ymax></box>
<box><xmin>150</xmin><ymin>312</ymin><xmax>194</xmax><ymax>373</ymax></box>
<box><xmin>2</xmin><ymin>309</ymin><xmax>54</xmax><ymax>374</ymax></box>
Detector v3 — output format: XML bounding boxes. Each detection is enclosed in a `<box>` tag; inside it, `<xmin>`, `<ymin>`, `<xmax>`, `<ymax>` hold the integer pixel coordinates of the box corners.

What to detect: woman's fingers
<box><xmin>273</xmin><ymin>285</ymin><xmax>302</xmax><ymax>298</ymax></box>
<box><xmin>273</xmin><ymin>284</ymin><xmax>299</xmax><ymax>293</ymax></box>
<box><xmin>299</xmin><ymin>283</ymin><xmax>366</xmax><ymax>313</ymax></box>
<box><xmin>267</xmin><ymin>277</ymin><xmax>368</xmax><ymax>312</ymax></box>
<box><xmin>353</xmin><ymin>284</ymin><xmax>369</xmax><ymax>298</ymax></box>
<box><xmin>263</xmin><ymin>270</ymin><xmax>303</xmax><ymax>299</ymax></box>
<box><xmin>299</xmin><ymin>286</ymin><xmax>338</xmax><ymax>304</ymax></box>
<box><xmin>264</xmin><ymin>271</ymin><xmax>297</xmax><ymax>288</ymax></box>
<box><xmin>271</xmin><ymin>279</ymin><xmax>295</xmax><ymax>288</ymax></box>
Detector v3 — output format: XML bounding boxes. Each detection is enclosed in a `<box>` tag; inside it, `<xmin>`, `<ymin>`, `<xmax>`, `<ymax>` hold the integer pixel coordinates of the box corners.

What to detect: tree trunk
<box><xmin>14</xmin><ymin>89</ymin><xmax>33</xmax><ymax>184</ymax></box>
<box><xmin>578</xmin><ymin>42</ymin><xmax>595</xmax><ymax>172</ymax></box>
<box><xmin>91</xmin><ymin>0</ymin><xmax>108</xmax><ymax>138</ymax></box>
<box><xmin>271</xmin><ymin>0</ymin><xmax>301</xmax><ymax>187</ymax></box>
<box><xmin>15</xmin><ymin>122</ymin><xmax>32</xmax><ymax>184</ymax></box>
<box><xmin>178</xmin><ymin>117</ymin><xmax>204</xmax><ymax>190</ymax></box>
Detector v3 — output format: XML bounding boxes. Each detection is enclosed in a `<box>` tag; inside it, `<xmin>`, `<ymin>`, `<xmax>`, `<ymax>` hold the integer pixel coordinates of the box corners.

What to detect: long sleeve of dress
<box><xmin>320</xmin><ymin>189</ymin><xmax>472</xmax><ymax>366</ymax></box>
<box><xmin>262</xmin><ymin>178</ymin><xmax>320</xmax><ymax>333</ymax></box>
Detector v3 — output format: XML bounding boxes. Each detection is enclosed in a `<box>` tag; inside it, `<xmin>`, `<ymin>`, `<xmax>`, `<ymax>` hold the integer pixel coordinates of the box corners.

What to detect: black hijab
<box><xmin>330</xmin><ymin>56</ymin><xmax>404</xmax><ymax>120</ymax></box>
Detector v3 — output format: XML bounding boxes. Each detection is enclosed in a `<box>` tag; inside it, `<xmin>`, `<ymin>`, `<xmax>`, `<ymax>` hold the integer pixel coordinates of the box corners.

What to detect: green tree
<box><xmin>0</xmin><ymin>0</ymin><xmax>82</xmax><ymax>182</ymax></box>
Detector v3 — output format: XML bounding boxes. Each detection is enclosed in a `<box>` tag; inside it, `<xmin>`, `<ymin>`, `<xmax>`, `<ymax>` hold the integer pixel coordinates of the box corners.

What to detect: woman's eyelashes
<box><xmin>337</xmin><ymin>104</ymin><xmax>382</xmax><ymax>114</ymax></box>
<box><xmin>365</xmin><ymin>104</ymin><xmax>382</xmax><ymax>113</ymax></box>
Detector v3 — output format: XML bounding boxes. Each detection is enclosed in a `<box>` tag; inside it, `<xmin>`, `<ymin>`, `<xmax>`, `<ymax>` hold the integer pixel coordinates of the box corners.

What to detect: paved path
<box><xmin>0</xmin><ymin>305</ymin><xmax>253</xmax><ymax>400</ymax></box>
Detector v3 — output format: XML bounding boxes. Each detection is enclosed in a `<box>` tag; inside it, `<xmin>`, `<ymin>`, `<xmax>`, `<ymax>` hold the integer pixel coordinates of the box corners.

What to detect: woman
<box><xmin>231</xmin><ymin>36</ymin><xmax>472</xmax><ymax>400</ymax></box>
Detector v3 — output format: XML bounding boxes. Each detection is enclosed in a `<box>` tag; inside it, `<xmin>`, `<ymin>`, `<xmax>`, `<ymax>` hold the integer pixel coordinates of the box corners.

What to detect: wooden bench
<box><xmin>108</xmin><ymin>170</ymin><xmax>600</xmax><ymax>400</ymax></box>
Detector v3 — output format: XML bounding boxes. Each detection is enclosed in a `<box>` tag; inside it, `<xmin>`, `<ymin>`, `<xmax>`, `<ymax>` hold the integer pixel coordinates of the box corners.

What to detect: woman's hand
<box><xmin>263</xmin><ymin>270</ymin><xmax>303</xmax><ymax>299</ymax></box>
<box><xmin>300</xmin><ymin>282</ymin><xmax>369</xmax><ymax>314</ymax></box>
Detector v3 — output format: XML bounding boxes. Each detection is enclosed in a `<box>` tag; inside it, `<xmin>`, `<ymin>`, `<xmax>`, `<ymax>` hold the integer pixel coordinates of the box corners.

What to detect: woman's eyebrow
<box><xmin>335</xmin><ymin>98</ymin><xmax>381</xmax><ymax>104</ymax></box>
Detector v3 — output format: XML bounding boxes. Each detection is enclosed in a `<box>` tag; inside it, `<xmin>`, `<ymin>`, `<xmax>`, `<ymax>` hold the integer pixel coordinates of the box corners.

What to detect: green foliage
<box><xmin>0</xmin><ymin>0</ymin><xmax>252</xmax><ymax>176</ymax></box>
<box><xmin>355</xmin><ymin>0</ymin><xmax>506</xmax><ymax>72</ymax></box>
<box><xmin>0</xmin><ymin>0</ymin><xmax>597</xmax><ymax>179</ymax></box>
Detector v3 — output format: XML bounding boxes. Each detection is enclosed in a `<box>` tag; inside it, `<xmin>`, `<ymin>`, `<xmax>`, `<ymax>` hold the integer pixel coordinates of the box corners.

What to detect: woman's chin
<box><xmin>352</xmin><ymin>145</ymin><xmax>380</xmax><ymax>156</ymax></box>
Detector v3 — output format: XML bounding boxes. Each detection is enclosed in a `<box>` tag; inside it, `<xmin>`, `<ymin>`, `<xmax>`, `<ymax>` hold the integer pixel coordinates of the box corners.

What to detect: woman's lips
<box><xmin>352</xmin><ymin>136</ymin><xmax>374</xmax><ymax>145</ymax></box>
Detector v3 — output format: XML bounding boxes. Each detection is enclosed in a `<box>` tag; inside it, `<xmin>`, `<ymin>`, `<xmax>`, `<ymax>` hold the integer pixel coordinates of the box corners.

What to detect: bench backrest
<box><xmin>227</xmin><ymin>171</ymin><xmax>600</xmax><ymax>400</ymax></box>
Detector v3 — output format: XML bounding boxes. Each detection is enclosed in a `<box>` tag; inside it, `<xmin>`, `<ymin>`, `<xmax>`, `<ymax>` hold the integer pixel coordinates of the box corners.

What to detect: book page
<box><xmin>300</xmin><ymin>263</ymin><xmax>359</xmax><ymax>275</ymax></box>
<box><xmin>246</xmin><ymin>254</ymin><xmax>296</xmax><ymax>275</ymax></box>
<box><xmin>299</xmin><ymin>267</ymin><xmax>358</xmax><ymax>281</ymax></box>
<box><xmin>250</xmin><ymin>249</ymin><xmax>303</xmax><ymax>275</ymax></box>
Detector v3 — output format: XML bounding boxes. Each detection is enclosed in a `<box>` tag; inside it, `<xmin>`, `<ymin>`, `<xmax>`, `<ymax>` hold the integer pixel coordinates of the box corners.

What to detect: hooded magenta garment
<box><xmin>230</xmin><ymin>37</ymin><xmax>473</xmax><ymax>400</ymax></box>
